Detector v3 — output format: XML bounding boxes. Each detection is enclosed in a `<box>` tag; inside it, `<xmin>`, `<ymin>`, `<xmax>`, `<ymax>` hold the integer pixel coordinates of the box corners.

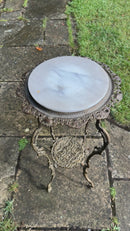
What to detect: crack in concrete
<box><xmin>17</xmin><ymin>227</ymin><xmax>102</xmax><ymax>231</ymax></box>
<box><xmin>105</xmin><ymin>146</ymin><xmax>116</xmax><ymax>217</ymax></box>
<box><xmin>113</xmin><ymin>178</ymin><xmax>130</xmax><ymax>181</ymax></box>
<box><xmin>2</xmin><ymin>44</ymin><xmax>70</xmax><ymax>48</ymax></box>
<box><xmin>14</xmin><ymin>150</ymin><xmax>22</xmax><ymax>180</ymax></box>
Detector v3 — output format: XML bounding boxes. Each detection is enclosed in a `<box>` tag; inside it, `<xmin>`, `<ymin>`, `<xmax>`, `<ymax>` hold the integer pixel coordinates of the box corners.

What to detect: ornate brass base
<box><xmin>31</xmin><ymin>119</ymin><xmax>109</xmax><ymax>192</ymax></box>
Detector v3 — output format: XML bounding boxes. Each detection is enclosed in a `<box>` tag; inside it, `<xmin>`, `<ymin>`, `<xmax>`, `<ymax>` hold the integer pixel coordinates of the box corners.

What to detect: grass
<box><xmin>23</xmin><ymin>0</ymin><xmax>28</xmax><ymax>8</ymax></box>
<box><xmin>17</xmin><ymin>16</ymin><xmax>29</xmax><ymax>22</ymax></box>
<box><xmin>9</xmin><ymin>182</ymin><xmax>19</xmax><ymax>193</ymax></box>
<box><xmin>101</xmin><ymin>217</ymin><xmax>120</xmax><ymax>231</ymax></box>
<box><xmin>0</xmin><ymin>218</ymin><xmax>17</xmax><ymax>231</ymax></box>
<box><xmin>0</xmin><ymin>8</ymin><xmax>13</xmax><ymax>13</ymax></box>
<box><xmin>0</xmin><ymin>19</ymin><xmax>8</xmax><ymax>22</ymax></box>
<box><xmin>101</xmin><ymin>227</ymin><xmax>120</xmax><ymax>231</ymax></box>
<box><xmin>0</xmin><ymin>200</ymin><xmax>17</xmax><ymax>231</ymax></box>
<box><xmin>110</xmin><ymin>187</ymin><xmax>116</xmax><ymax>200</ymax></box>
<box><xmin>65</xmin><ymin>0</ymin><xmax>130</xmax><ymax>126</ymax></box>
<box><xmin>42</xmin><ymin>17</ymin><xmax>47</xmax><ymax>30</ymax></box>
<box><xmin>66</xmin><ymin>15</ymin><xmax>75</xmax><ymax>50</ymax></box>
<box><xmin>0</xmin><ymin>182</ymin><xmax>19</xmax><ymax>230</ymax></box>
<box><xmin>3</xmin><ymin>200</ymin><xmax>14</xmax><ymax>216</ymax></box>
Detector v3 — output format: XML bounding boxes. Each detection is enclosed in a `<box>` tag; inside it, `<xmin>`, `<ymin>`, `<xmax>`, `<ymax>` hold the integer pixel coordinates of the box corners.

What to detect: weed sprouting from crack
<box><xmin>0</xmin><ymin>200</ymin><xmax>17</xmax><ymax>231</ymax></box>
<box><xmin>17</xmin><ymin>16</ymin><xmax>29</xmax><ymax>22</ymax></box>
<box><xmin>42</xmin><ymin>17</ymin><xmax>47</xmax><ymax>30</ymax></box>
<box><xmin>110</xmin><ymin>187</ymin><xmax>116</xmax><ymax>201</ymax></box>
<box><xmin>0</xmin><ymin>8</ymin><xmax>13</xmax><ymax>13</ymax></box>
<box><xmin>23</xmin><ymin>0</ymin><xmax>28</xmax><ymax>8</ymax></box>
<box><xmin>18</xmin><ymin>137</ymin><xmax>28</xmax><ymax>151</ymax></box>
<box><xmin>9</xmin><ymin>182</ymin><xmax>19</xmax><ymax>193</ymax></box>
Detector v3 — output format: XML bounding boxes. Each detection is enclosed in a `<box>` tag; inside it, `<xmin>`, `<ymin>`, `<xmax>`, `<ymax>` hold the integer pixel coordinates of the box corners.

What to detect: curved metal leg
<box><xmin>83</xmin><ymin>119</ymin><xmax>109</xmax><ymax>187</ymax></box>
<box><xmin>32</xmin><ymin>125</ymin><xmax>55</xmax><ymax>193</ymax></box>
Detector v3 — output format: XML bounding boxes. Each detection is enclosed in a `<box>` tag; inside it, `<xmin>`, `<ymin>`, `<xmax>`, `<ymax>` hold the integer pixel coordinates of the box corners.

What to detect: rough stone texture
<box><xmin>4</xmin><ymin>19</ymin><xmax>44</xmax><ymax>46</ymax></box>
<box><xmin>20</xmin><ymin>229</ymin><xmax>90</xmax><ymax>231</ymax></box>
<box><xmin>38</xmin><ymin>119</ymin><xmax>101</xmax><ymax>137</ymax></box>
<box><xmin>0</xmin><ymin>177</ymin><xmax>12</xmax><ymax>217</ymax></box>
<box><xmin>0</xmin><ymin>137</ymin><xmax>19</xmax><ymax>211</ymax></box>
<box><xmin>0</xmin><ymin>11</ymin><xmax>22</xmax><ymax>21</ymax></box>
<box><xmin>114</xmin><ymin>181</ymin><xmax>130</xmax><ymax>231</ymax></box>
<box><xmin>0</xmin><ymin>46</ymin><xmax>71</xmax><ymax>81</ymax></box>
<box><xmin>0</xmin><ymin>137</ymin><xmax>19</xmax><ymax>179</ymax></box>
<box><xmin>45</xmin><ymin>20</ymin><xmax>69</xmax><ymax>45</ymax></box>
<box><xmin>13</xmin><ymin>138</ymin><xmax>111</xmax><ymax>229</ymax></box>
<box><xmin>106</xmin><ymin>121</ymin><xmax>130</xmax><ymax>179</ymax></box>
<box><xmin>25</xmin><ymin>0</ymin><xmax>69</xmax><ymax>18</ymax></box>
<box><xmin>5</xmin><ymin>0</ymin><xmax>23</xmax><ymax>11</ymax></box>
<box><xmin>0</xmin><ymin>20</ymin><xmax>24</xmax><ymax>44</ymax></box>
<box><xmin>50</xmin><ymin>13</ymin><xmax>67</xmax><ymax>20</ymax></box>
<box><xmin>0</xmin><ymin>82</ymin><xmax>38</xmax><ymax>136</ymax></box>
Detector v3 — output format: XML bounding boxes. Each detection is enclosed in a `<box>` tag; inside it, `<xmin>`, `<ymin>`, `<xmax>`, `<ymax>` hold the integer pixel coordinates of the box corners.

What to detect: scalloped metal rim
<box><xmin>17</xmin><ymin>61</ymin><xmax>122</xmax><ymax>128</ymax></box>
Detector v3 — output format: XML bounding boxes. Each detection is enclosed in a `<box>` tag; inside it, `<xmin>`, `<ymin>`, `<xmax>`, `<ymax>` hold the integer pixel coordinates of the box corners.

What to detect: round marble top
<box><xmin>28</xmin><ymin>56</ymin><xmax>112</xmax><ymax>113</ymax></box>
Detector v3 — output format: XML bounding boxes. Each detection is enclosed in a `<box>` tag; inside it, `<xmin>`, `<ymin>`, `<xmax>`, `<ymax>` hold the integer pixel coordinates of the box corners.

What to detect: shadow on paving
<box><xmin>13</xmin><ymin>138</ymin><xmax>111</xmax><ymax>230</ymax></box>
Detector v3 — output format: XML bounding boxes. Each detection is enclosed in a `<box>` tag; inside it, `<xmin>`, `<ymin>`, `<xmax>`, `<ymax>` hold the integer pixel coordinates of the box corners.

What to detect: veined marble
<box><xmin>28</xmin><ymin>56</ymin><xmax>111</xmax><ymax>113</ymax></box>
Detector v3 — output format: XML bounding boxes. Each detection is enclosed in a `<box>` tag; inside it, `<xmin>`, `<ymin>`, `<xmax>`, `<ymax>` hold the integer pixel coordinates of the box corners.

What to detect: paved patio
<box><xmin>0</xmin><ymin>1</ymin><xmax>130</xmax><ymax>230</ymax></box>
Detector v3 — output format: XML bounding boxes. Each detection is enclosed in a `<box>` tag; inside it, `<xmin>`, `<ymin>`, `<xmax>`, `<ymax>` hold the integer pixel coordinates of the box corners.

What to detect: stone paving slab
<box><xmin>13</xmin><ymin>138</ymin><xmax>111</xmax><ymax>229</ymax></box>
<box><xmin>50</xmin><ymin>13</ymin><xmax>67</xmax><ymax>20</ymax></box>
<box><xmin>114</xmin><ymin>181</ymin><xmax>130</xmax><ymax>231</ymax></box>
<box><xmin>0</xmin><ymin>46</ymin><xmax>70</xmax><ymax>81</ymax></box>
<box><xmin>45</xmin><ymin>19</ymin><xmax>68</xmax><ymax>46</ymax></box>
<box><xmin>0</xmin><ymin>19</ymin><xmax>24</xmax><ymax>44</ymax></box>
<box><xmin>4</xmin><ymin>19</ymin><xmax>44</xmax><ymax>47</ymax></box>
<box><xmin>0</xmin><ymin>82</ymin><xmax>38</xmax><ymax>136</ymax></box>
<box><xmin>0</xmin><ymin>46</ymin><xmax>44</xmax><ymax>81</ymax></box>
<box><xmin>0</xmin><ymin>137</ymin><xmax>19</xmax><ymax>215</ymax></box>
<box><xmin>5</xmin><ymin>0</ymin><xmax>23</xmax><ymax>11</ymax></box>
<box><xmin>0</xmin><ymin>11</ymin><xmax>22</xmax><ymax>21</ymax></box>
<box><xmin>106</xmin><ymin>121</ymin><xmax>130</xmax><ymax>179</ymax></box>
<box><xmin>3</xmin><ymin>18</ymin><xmax>69</xmax><ymax>47</ymax></box>
<box><xmin>25</xmin><ymin>0</ymin><xmax>68</xmax><ymax>19</ymax></box>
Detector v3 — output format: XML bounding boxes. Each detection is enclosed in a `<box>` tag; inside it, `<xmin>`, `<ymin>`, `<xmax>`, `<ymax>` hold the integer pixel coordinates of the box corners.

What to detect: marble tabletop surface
<box><xmin>28</xmin><ymin>56</ymin><xmax>112</xmax><ymax>113</ymax></box>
